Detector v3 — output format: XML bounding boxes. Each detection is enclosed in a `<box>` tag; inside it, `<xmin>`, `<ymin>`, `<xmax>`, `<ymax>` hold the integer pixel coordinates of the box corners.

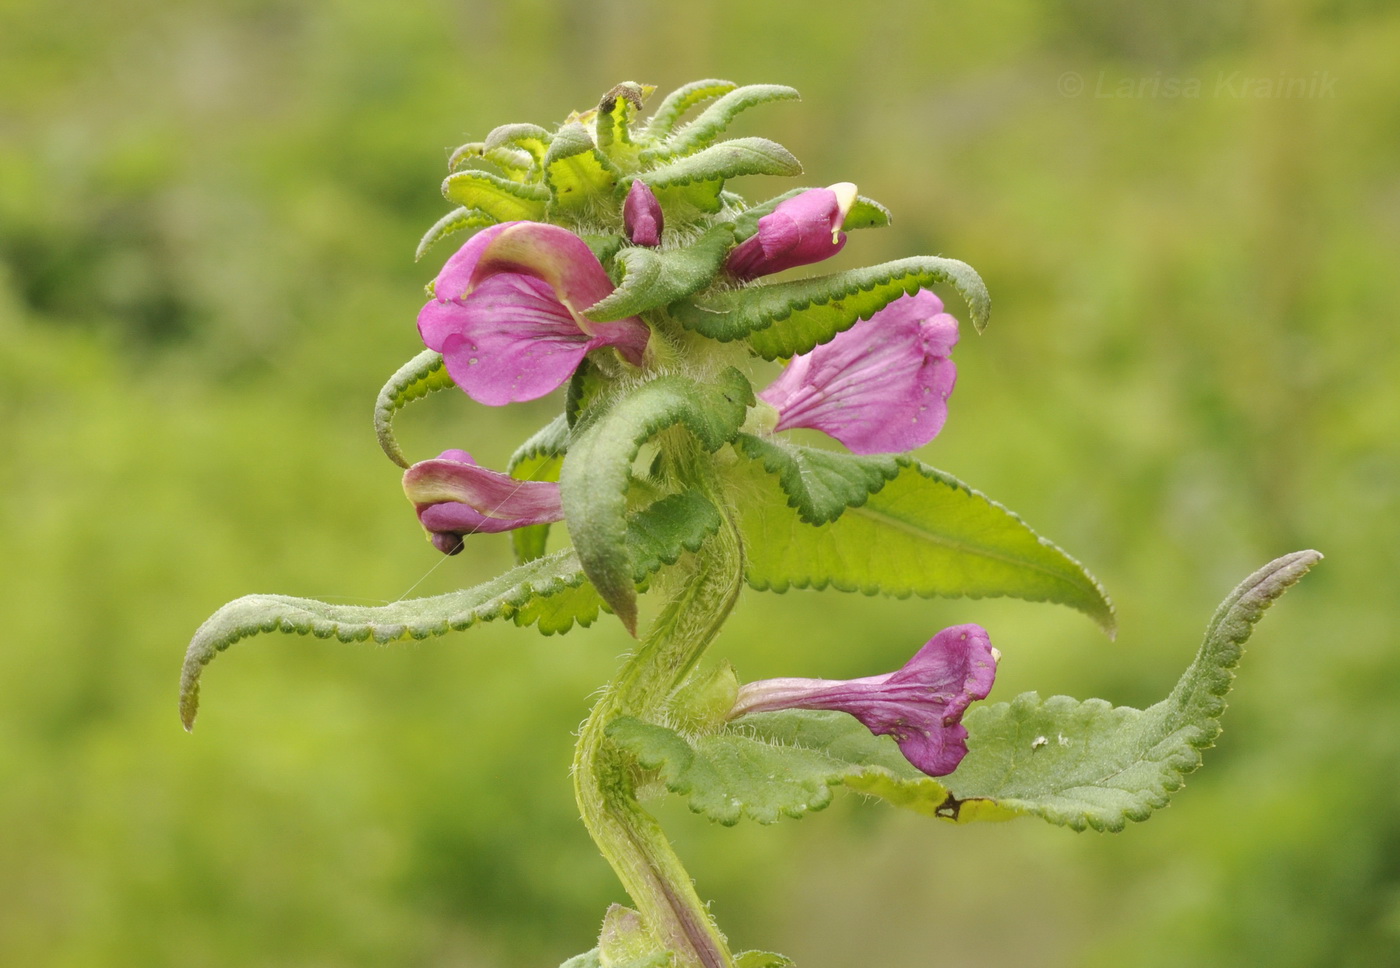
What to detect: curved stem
<box><xmin>573</xmin><ymin>498</ymin><xmax>743</xmax><ymax>968</ymax></box>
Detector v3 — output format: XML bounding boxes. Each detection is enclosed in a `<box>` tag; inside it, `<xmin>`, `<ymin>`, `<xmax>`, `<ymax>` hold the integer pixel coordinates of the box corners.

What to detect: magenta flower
<box><xmin>756</xmin><ymin>289</ymin><xmax>958</xmax><ymax>455</ymax></box>
<box><xmin>402</xmin><ymin>449</ymin><xmax>564</xmax><ymax>555</ymax></box>
<box><xmin>726</xmin><ymin>183</ymin><xmax>858</xmax><ymax>280</ymax></box>
<box><xmin>418</xmin><ymin>223</ymin><xmax>651</xmax><ymax>406</ymax></box>
<box><xmin>623</xmin><ymin>180</ymin><xmax>663</xmax><ymax>247</ymax></box>
<box><xmin>728</xmin><ymin>624</ymin><xmax>998</xmax><ymax>777</ymax></box>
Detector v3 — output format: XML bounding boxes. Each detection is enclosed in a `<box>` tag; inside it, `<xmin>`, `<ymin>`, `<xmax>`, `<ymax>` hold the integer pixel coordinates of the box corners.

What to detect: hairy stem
<box><xmin>573</xmin><ymin>495</ymin><xmax>743</xmax><ymax>968</ymax></box>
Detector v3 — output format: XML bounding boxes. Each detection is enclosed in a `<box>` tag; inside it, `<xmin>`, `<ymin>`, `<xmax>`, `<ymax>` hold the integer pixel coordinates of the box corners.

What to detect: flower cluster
<box><xmin>406</xmin><ymin>184</ymin><xmax>961</xmax><ymax>546</ymax></box>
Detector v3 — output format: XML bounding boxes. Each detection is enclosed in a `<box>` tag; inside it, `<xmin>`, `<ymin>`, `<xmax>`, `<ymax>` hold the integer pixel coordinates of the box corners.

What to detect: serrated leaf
<box><xmin>734</xmin><ymin>455</ymin><xmax>1116</xmax><ymax>634</ymax></box>
<box><xmin>594</xmin><ymin>82</ymin><xmax>653</xmax><ymax>157</ymax></box>
<box><xmin>731</xmin><ymin>434</ymin><xmax>900</xmax><ymax>525</ymax></box>
<box><xmin>639</xmin><ymin>138</ymin><xmax>801</xmax><ymax>214</ymax></box>
<box><xmin>584</xmin><ymin>223</ymin><xmax>735</xmax><ymax>322</ymax></box>
<box><xmin>180</xmin><ymin>495</ymin><xmax>728</xmax><ymax>730</ymax></box>
<box><xmin>671</xmin><ymin>257</ymin><xmax>991</xmax><ymax>360</ymax></box>
<box><xmin>545</xmin><ymin>123</ymin><xmax>621</xmax><ymax>210</ymax></box>
<box><xmin>663</xmin><ymin>84</ymin><xmax>800</xmax><ymax>157</ymax></box>
<box><xmin>508</xmin><ymin>415</ymin><xmax>570</xmax><ymax>564</ymax></box>
<box><xmin>644</xmin><ymin>79</ymin><xmax>737</xmax><ymax>141</ymax></box>
<box><xmin>484</xmin><ymin>122</ymin><xmax>551</xmax><ymax>166</ymax></box>
<box><xmin>734</xmin><ymin>188</ymin><xmax>891</xmax><ymax>239</ymax></box>
<box><xmin>610</xmin><ymin>549</ymin><xmax>1320</xmax><ymax>833</ymax></box>
<box><xmin>560</xmin><ymin>369</ymin><xmax>754</xmax><ymax>634</ymax></box>
<box><xmin>374</xmin><ymin>350</ymin><xmax>454</xmax><ymax>468</ymax></box>
<box><xmin>608</xmin><ymin>716</ymin><xmax>851</xmax><ymax>825</ymax></box>
<box><xmin>442</xmin><ymin>170</ymin><xmax>549</xmax><ymax>222</ymax></box>
<box><xmin>940</xmin><ymin>549</ymin><xmax>1324</xmax><ymax>829</ymax></box>
<box><xmin>179</xmin><ymin>549</ymin><xmax>601</xmax><ymax>729</ymax></box>
<box><xmin>415</xmin><ymin>206</ymin><xmax>497</xmax><ymax>261</ymax></box>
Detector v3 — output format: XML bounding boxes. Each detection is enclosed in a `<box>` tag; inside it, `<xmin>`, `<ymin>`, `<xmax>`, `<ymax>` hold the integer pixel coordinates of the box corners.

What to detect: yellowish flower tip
<box><xmin>826</xmin><ymin>182</ymin><xmax>859</xmax><ymax>242</ymax></box>
<box><xmin>991</xmin><ymin>647</ymin><xmax>1003</xmax><ymax>665</ymax></box>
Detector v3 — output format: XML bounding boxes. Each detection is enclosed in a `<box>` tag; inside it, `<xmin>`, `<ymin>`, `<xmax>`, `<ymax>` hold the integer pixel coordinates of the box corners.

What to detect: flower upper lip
<box><xmin>418</xmin><ymin>222</ymin><xmax>650</xmax><ymax>406</ymax></box>
<box><xmin>756</xmin><ymin>289</ymin><xmax>960</xmax><ymax>455</ymax></box>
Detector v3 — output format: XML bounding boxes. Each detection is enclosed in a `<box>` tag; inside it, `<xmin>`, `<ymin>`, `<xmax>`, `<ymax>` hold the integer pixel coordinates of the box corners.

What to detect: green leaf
<box><xmin>734</xmin><ymin>455</ymin><xmax>1116</xmax><ymax>634</ymax></box>
<box><xmin>594</xmin><ymin>82</ymin><xmax>652</xmax><ymax>156</ymax></box>
<box><xmin>179</xmin><ymin>549</ymin><xmax>602</xmax><ymax>729</ymax></box>
<box><xmin>734</xmin><ymin>188</ymin><xmax>891</xmax><ymax>239</ymax></box>
<box><xmin>608</xmin><ymin>716</ymin><xmax>855</xmax><ymax>825</ymax></box>
<box><xmin>179</xmin><ymin>494</ymin><xmax>729</xmax><ymax>730</ymax></box>
<box><xmin>610</xmin><ymin>551</ymin><xmax>1320</xmax><ymax>832</ymax></box>
<box><xmin>663</xmin><ymin>84</ymin><xmax>801</xmax><ymax>157</ymax></box>
<box><xmin>484</xmin><ymin>122</ymin><xmax>551</xmax><ymax>166</ymax></box>
<box><xmin>545</xmin><ymin>122</ymin><xmax>621</xmax><ymax>211</ymax></box>
<box><xmin>442</xmin><ymin>170</ymin><xmax>549</xmax><ymax>222</ymax></box>
<box><xmin>639</xmin><ymin>138</ymin><xmax>801</xmax><ymax>214</ymax></box>
<box><xmin>671</xmin><ymin>257</ymin><xmax>992</xmax><ymax>360</ymax></box>
<box><xmin>731</xmin><ymin>434</ymin><xmax>900</xmax><ymax>525</ymax></box>
<box><xmin>374</xmin><ymin>350</ymin><xmax>454</xmax><ymax>468</ymax></box>
<box><xmin>415</xmin><ymin>206</ymin><xmax>496</xmax><ymax>261</ymax></box>
<box><xmin>560</xmin><ymin>369</ymin><xmax>753</xmax><ymax>633</ymax></box>
<box><xmin>644</xmin><ymin>79</ymin><xmax>737</xmax><ymax>141</ymax></box>
<box><xmin>584</xmin><ymin>223</ymin><xmax>735</xmax><ymax>322</ymax></box>
<box><xmin>508</xmin><ymin>415</ymin><xmax>570</xmax><ymax>564</ymax></box>
<box><xmin>940</xmin><ymin>549</ymin><xmax>1324</xmax><ymax>829</ymax></box>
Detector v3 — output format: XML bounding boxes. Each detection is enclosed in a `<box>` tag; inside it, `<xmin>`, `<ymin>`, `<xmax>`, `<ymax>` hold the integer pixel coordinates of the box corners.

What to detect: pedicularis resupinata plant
<box><xmin>181</xmin><ymin>81</ymin><xmax>1322</xmax><ymax>968</ymax></box>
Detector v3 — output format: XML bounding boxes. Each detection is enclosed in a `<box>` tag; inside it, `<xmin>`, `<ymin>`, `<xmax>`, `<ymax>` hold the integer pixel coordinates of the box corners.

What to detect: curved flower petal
<box><xmin>403</xmin><ymin>449</ymin><xmax>564</xmax><ymax>554</ymax></box>
<box><xmin>726</xmin><ymin>183</ymin><xmax>858</xmax><ymax>280</ymax></box>
<box><xmin>728</xmin><ymin>624</ymin><xmax>998</xmax><ymax>777</ymax></box>
<box><xmin>757</xmin><ymin>289</ymin><xmax>958</xmax><ymax>455</ymax></box>
<box><xmin>624</xmin><ymin>180</ymin><xmax>663</xmax><ymax>247</ymax></box>
<box><xmin>418</xmin><ymin>222</ymin><xmax>650</xmax><ymax>405</ymax></box>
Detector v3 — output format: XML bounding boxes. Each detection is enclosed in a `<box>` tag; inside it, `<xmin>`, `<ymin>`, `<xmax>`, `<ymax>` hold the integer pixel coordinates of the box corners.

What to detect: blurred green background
<box><xmin>2</xmin><ymin>0</ymin><xmax>1396</xmax><ymax>965</ymax></box>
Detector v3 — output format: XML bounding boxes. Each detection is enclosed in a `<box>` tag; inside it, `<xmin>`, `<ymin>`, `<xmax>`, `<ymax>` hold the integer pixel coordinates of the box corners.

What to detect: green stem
<box><xmin>573</xmin><ymin>500</ymin><xmax>743</xmax><ymax>968</ymax></box>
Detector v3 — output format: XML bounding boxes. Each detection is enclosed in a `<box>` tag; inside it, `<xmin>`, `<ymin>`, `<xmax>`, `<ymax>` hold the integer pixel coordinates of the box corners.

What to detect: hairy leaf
<box><xmin>545</xmin><ymin>122</ymin><xmax>620</xmax><ymax>210</ymax></box>
<box><xmin>671</xmin><ymin>257</ymin><xmax>991</xmax><ymax>360</ymax></box>
<box><xmin>180</xmin><ymin>549</ymin><xmax>599</xmax><ymax>729</ymax></box>
<box><xmin>609</xmin><ymin>551</ymin><xmax>1319</xmax><ymax>831</ymax></box>
<box><xmin>560</xmin><ymin>369</ymin><xmax>753</xmax><ymax>633</ymax></box>
<box><xmin>374</xmin><ymin>350</ymin><xmax>454</xmax><ymax>468</ymax></box>
<box><xmin>663</xmin><ymin>84</ymin><xmax>801</xmax><ymax>157</ymax></box>
<box><xmin>584</xmin><ymin>223</ymin><xmax>735</xmax><ymax>322</ymax></box>
<box><xmin>940</xmin><ymin>549</ymin><xmax>1324</xmax><ymax>829</ymax></box>
<box><xmin>415</xmin><ymin>206</ymin><xmax>497</xmax><ymax>261</ymax></box>
<box><xmin>180</xmin><ymin>493</ymin><xmax>727</xmax><ymax>729</ymax></box>
<box><xmin>731</xmin><ymin>434</ymin><xmax>900</xmax><ymax>525</ymax></box>
<box><xmin>594</xmin><ymin>82</ymin><xmax>653</xmax><ymax>157</ymax></box>
<box><xmin>484</xmin><ymin>122</ymin><xmax>551</xmax><ymax>166</ymax></box>
<box><xmin>639</xmin><ymin>138</ymin><xmax>801</xmax><ymax>213</ymax></box>
<box><xmin>442</xmin><ymin>170</ymin><xmax>549</xmax><ymax>222</ymax></box>
<box><xmin>644</xmin><ymin>79</ymin><xmax>737</xmax><ymax>140</ymax></box>
<box><xmin>734</xmin><ymin>454</ymin><xmax>1116</xmax><ymax>634</ymax></box>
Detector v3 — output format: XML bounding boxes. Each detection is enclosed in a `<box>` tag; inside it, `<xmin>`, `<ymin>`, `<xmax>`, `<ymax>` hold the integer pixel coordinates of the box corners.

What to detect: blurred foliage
<box><xmin>1</xmin><ymin>0</ymin><xmax>1397</xmax><ymax>965</ymax></box>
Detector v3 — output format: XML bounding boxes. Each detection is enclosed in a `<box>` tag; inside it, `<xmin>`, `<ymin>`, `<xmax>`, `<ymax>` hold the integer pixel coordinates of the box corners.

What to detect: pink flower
<box><xmin>418</xmin><ymin>223</ymin><xmax>651</xmax><ymax>406</ymax></box>
<box><xmin>623</xmin><ymin>180</ymin><xmax>663</xmax><ymax>247</ymax></box>
<box><xmin>402</xmin><ymin>449</ymin><xmax>563</xmax><ymax>555</ymax></box>
<box><xmin>757</xmin><ymin>289</ymin><xmax>959</xmax><ymax>455</ymax></box>
<box><xmin>728</xmin><ymin>624</ymin><xmax>998</xmax><ymax>777</ymax></box>
<box><xmin>726</xmin><ymin>183</ymin><xmax>858</xmax><ymax>280</ymax></box>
